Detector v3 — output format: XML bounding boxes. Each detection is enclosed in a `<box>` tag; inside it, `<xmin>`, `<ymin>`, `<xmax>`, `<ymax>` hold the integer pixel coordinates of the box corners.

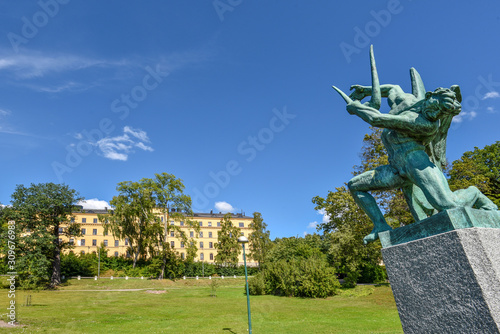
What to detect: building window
<box><xmin>199</xmin><ymin>232</ymin><xmax>203</xmax><ymax>238</ymax></box>
<box><xmin>239</xmin><ymin>222</ymin><xmax>244</xmax><ymax>227</ymax></box>
<box><xmin>114</xmin><ymin>252</ymin><xmax>119</xmax><ymax>257</ymax></box>
<box><xmin>93</xmin><ymin>229</ymin><xmax>97</xmax><ymax>235</ymax></box>
<box><xmin>82</xmin><ymin>228</ymin><xmax>86</xmax><ymax>235</ymax></box>
<box><xmin>58</xmin><ymin>227</ymin><xmax>63</xmax><ymax>233</ymax></box>
<box><xmin>170</xmin><ymin>221</ymin><xmax>174</xmax><ymax>226</ymax></box>
<box><xmin>125</xmin><ymin>238</ymin><xmax>129</xmax><ymax>246</ymax></box>
<box><xmin>170</xmin><ymin>241</ymin><xmax>175</xmax><ymax>248</ymax></box>
<box><xmin>200</xmin><ymin>253</ymin><xmax>204</xmax><ymax>260</ymax></box>
<box><xmin>180</xmin><ymin>221</ymin><xmax>184</xmax><ymax>226</ymax></box>
<box><xmin>210</xmin><ymin>253</ymin><xmax>214</xmax><ymax>260</ymax></box>
<box><xmin>93</xmin><ymin>218</ymin><xmax>98</xmax><ymax>223</ymax></box>
<box><xmin>190</xmin><ymin>231</ymin><xmax>194</xmax><ymax>238</ymax></box>
<box><xmin>208</xmin><ymin>221</ymin><xmax>212</xmax><ymax>227</ymax></box>
<box><xmin>115</xmin><ymin>240</ymin><xmax>119</xmax><ymax>247</ymax></box>
<box><xmin>70</xmin><ymin>239</ymin><xmax>74</xmax><ymax>245</ymax></box>
<box><xmin>181</xmin><ymin>242</ymin><xmax>185</xmax><ymax>248</ymax></box>
<box><xmin>161</xmin><ymin>216</ymin><xmax>164</xmax><ymax>222</ymax></box>
<box><xmin>181</xmin><ymin>253</ymin><xmax>185</xmax><ymax>260</ymax></box>
<box><xmin>81</xmin><ymin>239</ymin><xmax>85</xmax><ymax>246</ymax></box>
<box><xmin>92</xmin><ymin>239</ymin><xmax>97</xmax><ymax>246</ymax></box>
<box><xmin>170</xmin><ymin>231</ymin><xmax>175</xmax><ymax>237</ymax></box>
<box><xmin>71</xmin><ymin>217</ymin><xmax>75</xmax><ymax>223</ymax></box>
<box><xmin>58</xmin><ymin>238</ymin><xmax>62</xmax><ymax>244</ymax></box>
<box><xmin>82</xmin><ymin>218</ymin><xmax>86</xmax><ymax>223</ymax></box>
<box><xmin>103</xmin><ymin>240</ymin><xmax>108</xmax><ymax>246</ymax></box>
<box><xmin>200</xmin><ymin>242</ymin><xmax>204</xmax><ymax>249</ymax></box>
<box><xmin>209</xmin><ymin>232</ymin><xmax>213</xmax><ymax>238</ymax></box>
<box><xmin>241</xmin><ymin>232</ymin><xmax>244</xmax><ymax>236</ymax></box>
<box><xmin>209</xmin><ymin>242</ymin><xmax>213</xmax><ymax>248</ymax></box>
<box><xmin>199</xmin><ymin>221</ymin><xmax>203</xmax><ymax>227</ymax></box>
<box><xmin>217</xmin><ymin>222</ymin><xmax>221</xmax><ymax>227</ymax></box>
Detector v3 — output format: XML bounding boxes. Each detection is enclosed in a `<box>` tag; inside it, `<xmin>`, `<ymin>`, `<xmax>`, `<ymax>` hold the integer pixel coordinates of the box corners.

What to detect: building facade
<box><xmin>62</xmin><ymin>209</ymin><xmax>256</xmax><ymax>266</ymax></box>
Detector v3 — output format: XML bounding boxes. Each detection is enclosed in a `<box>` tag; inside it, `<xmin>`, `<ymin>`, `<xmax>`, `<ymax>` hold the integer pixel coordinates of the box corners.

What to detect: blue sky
<box><xmin>1</xmin><ymin>1</ymin><xmax>500</xmax><ymax>239</ymax></box>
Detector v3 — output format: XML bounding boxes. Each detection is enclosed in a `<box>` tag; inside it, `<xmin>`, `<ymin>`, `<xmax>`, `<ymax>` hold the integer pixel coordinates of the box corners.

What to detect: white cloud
<box><xmin>453</xmin><ymin>111</ymin><xmax>477</xmax><ymax>124</ymax></box>
<box><xmin>482</xmin><ymin>91</ymin><xmax>500</xmax><ymax>100</ymax></box>
<box><xmin>307</xmin><ymin>221</ymin><xmax>318</xmax><ymax>229</ymax></box>
<box><xmin>215</xmin><ymin>201</ymin><xmax>236</xmax><ymax>213</ymax></box>
<box><xmin>487</xmin><ymin>106</ymin><xmax>496</xmax><ymax>113</ymax></box>
<box><xmin>78</xmin><ymin>199</ymin><xmax>111</xmax><ymax>210</ymax></box>
<box><xmin>307</xmin><ymin>209</ymin><xmax>331</xmax><ymax>230</ymax></box>
<box><xmin>91</xmin><ymin>126</ymin><xmax>153</xmax><ymax>161</ymax></box>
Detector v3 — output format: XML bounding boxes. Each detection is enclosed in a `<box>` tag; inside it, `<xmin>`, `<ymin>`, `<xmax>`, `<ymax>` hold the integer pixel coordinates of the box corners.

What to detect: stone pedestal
<box><xmin>380</xmin><ymin>208</ymin><xmax>500</xmax><ymax>334</ymax></box>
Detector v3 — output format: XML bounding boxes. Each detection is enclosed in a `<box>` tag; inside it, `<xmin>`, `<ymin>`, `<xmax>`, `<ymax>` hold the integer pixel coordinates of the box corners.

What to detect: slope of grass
<box><xmin>0</xmin><ymin>278</ymin><xmax>402</xmax><ymax>333</ymax></box>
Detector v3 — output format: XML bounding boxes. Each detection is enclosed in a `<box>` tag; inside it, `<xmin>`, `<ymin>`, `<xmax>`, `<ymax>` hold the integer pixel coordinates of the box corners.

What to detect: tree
<box><xmin>312</xmin><ymin>128</ymin><xmax>409</xmax><ymax>285</ymax></box>
<box><xmin>6</xmin><ymin>183</ymin><xmax>82</xmax><ymax>288</ymax></box>
<box><xmin>146</xmin><ymin>173</ymin><xmax>194</xmax><ymax>279</ymax></box>
<box><xmin>103</xmin><ymin>180</ymin><xmax>158</xmax><ymax>268</ymax></box>
<box><xmin>214</xmin><ymin>213</ymin><xmax>241</xmax><ymax>267</ymax></box>
<box><xmin>247</xmin><ymin>212</ymin><xmax>272</xmax><ymax>269</ymax></box>
<box><xmin>448</xmin><ymin>141</ymin><xmax>500</xmax><ymax>207</ymax></box>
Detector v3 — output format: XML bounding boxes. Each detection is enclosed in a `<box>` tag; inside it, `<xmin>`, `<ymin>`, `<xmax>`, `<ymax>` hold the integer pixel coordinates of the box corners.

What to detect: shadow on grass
<box><xmin>222</xmin><ymin>328</ymin><xmax>238</xmax><ymax>334</ymax></box>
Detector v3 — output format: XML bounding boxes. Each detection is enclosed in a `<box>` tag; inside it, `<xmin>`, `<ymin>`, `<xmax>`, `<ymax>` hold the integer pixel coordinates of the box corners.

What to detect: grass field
<box><xmin>0</xmin><ymin>277</ymin><xmax>403</xmax><ymax>333</ymax></box>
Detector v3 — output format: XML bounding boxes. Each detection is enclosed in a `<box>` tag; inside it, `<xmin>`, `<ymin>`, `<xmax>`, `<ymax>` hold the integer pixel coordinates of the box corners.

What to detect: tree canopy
<box><xmin>448</xmin><ymin>141</ymin><xmax>500</xmax><ymax>207</ymax></box>
<box><xmin>248</xmin><ymin>212</ymin><xmax>272</xmax><ymax>268</ymax></box>
<box><xmin>4</xmin><ymin>183</ymin><xmax>82</xmax><ymax>288</ymax></box>
<box><xmin>214</xmin><ymin>213</ymin><xmax>241</xmax><ymax>267</ymax></box>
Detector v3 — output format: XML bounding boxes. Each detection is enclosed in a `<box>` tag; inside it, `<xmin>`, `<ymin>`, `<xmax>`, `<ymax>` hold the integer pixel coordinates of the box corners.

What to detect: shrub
<box><xmin>247</xmin><ymin>272</ymin><xmax>265</xmax><ymax>295</ymax></box>
<box><xmin>260</xmin><ymin>257</ymin><xmax>340</xmax><ymax>298</ymax></box>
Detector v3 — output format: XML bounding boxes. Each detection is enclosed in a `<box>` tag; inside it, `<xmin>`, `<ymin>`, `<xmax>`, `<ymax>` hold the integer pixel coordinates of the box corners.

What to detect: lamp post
<box><xmin>238</xmin><ymin>236</ymin><xmax>252</xmax><ymax>334</ymax></box>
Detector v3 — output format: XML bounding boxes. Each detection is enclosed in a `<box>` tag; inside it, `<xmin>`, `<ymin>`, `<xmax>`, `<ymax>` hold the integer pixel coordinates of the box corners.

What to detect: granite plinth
<box><xmin>382</xmin><ymin>226</ymin><xmax>500</xmax><ymax>333</ymax></box>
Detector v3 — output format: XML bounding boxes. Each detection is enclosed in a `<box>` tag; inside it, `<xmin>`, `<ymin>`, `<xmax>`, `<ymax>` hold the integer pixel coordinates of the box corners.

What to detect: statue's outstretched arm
<box><xmin>345</xmin><ymin>100</ymin><xmax>436</xmax><ymax>135</ymax></box>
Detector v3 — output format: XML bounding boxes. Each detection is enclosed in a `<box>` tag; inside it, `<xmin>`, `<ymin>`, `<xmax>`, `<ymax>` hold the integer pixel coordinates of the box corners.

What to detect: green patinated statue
<box><xmin>333</xmin><ymin>46</ymin><xmax>498</xmax><ymax>244</ymax></box>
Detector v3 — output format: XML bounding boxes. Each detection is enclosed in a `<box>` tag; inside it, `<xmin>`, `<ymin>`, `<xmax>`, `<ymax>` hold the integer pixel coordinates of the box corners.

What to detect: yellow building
<box><xmin>63</xmin><ymin>209</ymin><xmax>257</xmax><ymax>266</ymax></box>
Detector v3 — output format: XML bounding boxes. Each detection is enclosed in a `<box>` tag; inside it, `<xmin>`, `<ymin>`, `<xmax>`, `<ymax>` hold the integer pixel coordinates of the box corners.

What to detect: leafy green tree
<box><xmin>145</xmin><ymin>173</ymin><xmax>195</xmax><ymax>279</ymax></box>
<box><xmin>214</xmin><ymin>213</ymin><xmax>241</xmax><ymax>267</ymax></box>
<box><xmin>103</xmin><ymin>180</ymin><xmax>158</xmax><ymax>268</ymax></box>
<box><xmin>5</xmin><ymin>183</ymin><xmax>82</xmax><ymax>288</ymax></box>
<box><xmin>248</xmin><ymin>212</ymin><xmax>272</xmax><ymax>269</ymax></box>
<box><xmin>448</xmin><ymin>141</ymin><xmax>500</xmax><ymax>207</ymax></box>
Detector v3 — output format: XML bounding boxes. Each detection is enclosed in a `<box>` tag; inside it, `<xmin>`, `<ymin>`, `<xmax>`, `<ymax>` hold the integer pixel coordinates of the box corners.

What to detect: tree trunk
<box><xmin>50</xmin><ymin>245</ymin><xmax>61</xmax><ymax>287</ymax></box>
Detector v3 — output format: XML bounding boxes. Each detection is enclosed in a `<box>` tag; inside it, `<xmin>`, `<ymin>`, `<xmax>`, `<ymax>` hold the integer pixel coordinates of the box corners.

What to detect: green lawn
<box><xmin>0</xmin><ymin>278</ymin><xmax>403</xmax><ymax>333</ymax></box>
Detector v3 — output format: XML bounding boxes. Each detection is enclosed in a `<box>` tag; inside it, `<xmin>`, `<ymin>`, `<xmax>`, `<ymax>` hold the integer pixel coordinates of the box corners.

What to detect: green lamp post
<box><xmin>238</xmin><ymin>236</ymin><xmax>252</xmax><ymax>334</ymax></box>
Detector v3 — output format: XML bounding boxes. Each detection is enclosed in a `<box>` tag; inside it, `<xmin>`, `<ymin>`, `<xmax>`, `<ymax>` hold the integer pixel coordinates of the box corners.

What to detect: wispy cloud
<box><xmin>487</xmin><ymin>106</ymin><xmax>496</xmax><ymax>113</ymax></box>
<box><xmin>0</xmin><ymin>108</ymin><xmax>11</xmax><ymax>116</ymax></box>
<box><xmin>87</xmin><ymin>126</ymin><xmax>154</xmax><ymax>161</ymax></box>
<box><xmin>453</xmin><ymin>111</ymin><xmax>477</xmax><ymax>124</ymax></box>
<box><xmin>0</xmin><ymin>47</ymin><xmax>214</xmax><ymax>87</ymax></box>
<box><xmin>215</xmin><ymin>201</ymin><xmax>236</xmax><ymax>213</ymax></box>
<box><xmin>482</xmin><ymin>91</ymin><xmax>500</xmax><ymax>100</ymax></box>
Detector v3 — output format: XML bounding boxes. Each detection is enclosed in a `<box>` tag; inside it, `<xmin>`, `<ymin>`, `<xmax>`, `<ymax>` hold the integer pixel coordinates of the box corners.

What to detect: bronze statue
<box><xmin>332</xmin><ymin>46</ymin><xmax>498</xmax><ymax>244</ymax></box>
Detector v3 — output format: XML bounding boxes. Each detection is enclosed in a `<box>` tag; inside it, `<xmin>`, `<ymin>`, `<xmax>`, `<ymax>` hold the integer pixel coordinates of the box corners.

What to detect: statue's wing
<box><xmin>410</xmin><ymin>68</ymin><xmax>426</xmax><ymax>100</ymax></box>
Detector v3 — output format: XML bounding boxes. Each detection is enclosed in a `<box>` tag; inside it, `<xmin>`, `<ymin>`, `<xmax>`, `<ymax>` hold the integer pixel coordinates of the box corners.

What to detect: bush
<box><xmin>247</xmin><ymin>272</ymin><xmax>265</xmax><ymax>295</ymax></box>
<box><xmin>260</xmin><ymin>257</ymin><xmax>340</xmax><ymax>298</ymax></box>
<box><xmin>358</xmin><ymin>264</ymin><xmax>387</xmax><ymax>284</ymax></box>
